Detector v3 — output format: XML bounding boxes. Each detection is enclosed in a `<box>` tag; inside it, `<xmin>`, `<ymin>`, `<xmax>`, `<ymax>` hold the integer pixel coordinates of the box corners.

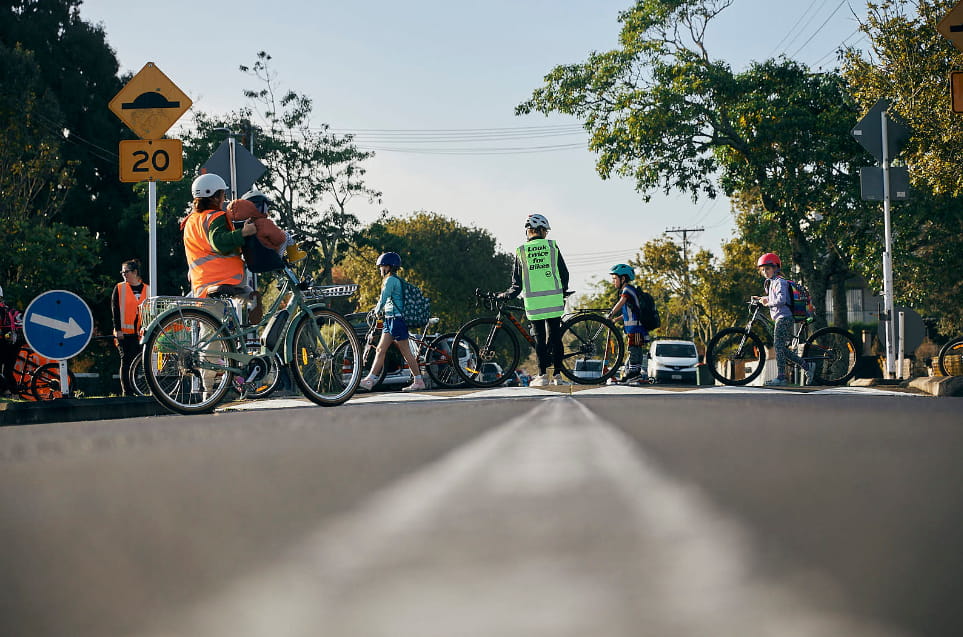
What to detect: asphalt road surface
<box><xmin>1</xmin><ymin>385</ymin><xmax>960</xmax><ymax>637</ymax></box>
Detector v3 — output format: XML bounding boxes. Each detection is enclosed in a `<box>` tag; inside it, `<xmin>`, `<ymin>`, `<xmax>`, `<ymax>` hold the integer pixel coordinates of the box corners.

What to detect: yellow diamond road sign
<box><xmin>937</xmin><ymin>0</ymin><xmax>963</xmax><ymax>52</ymax></box>
<box><xmin>109</xmin><ymin>62</ymin><xmax>191</xmax><ymax>139</ymax></box>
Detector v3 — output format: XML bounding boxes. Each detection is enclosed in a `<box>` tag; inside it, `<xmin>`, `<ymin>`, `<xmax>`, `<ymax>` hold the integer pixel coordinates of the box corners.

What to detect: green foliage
<box><xmin>841</xmin><ymin>0</ymin><xmax>963</xmax><ymax>333</ymax></box>
<box><xmin>339</xmin><ymin>212</ymin><xmax>514</xmax><ymax>331</ymax></box>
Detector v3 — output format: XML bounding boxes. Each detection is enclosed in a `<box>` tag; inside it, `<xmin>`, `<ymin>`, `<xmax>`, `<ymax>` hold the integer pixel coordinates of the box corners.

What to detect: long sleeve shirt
<box><xmin>502</xmin><ymin>250</ymin><xmax>570</xmax><ymax>299</ymax></box>
<box><xmin>765</xmin><ymin>276</ymin><xmax>793</xmax><ymax>322</ymax></box>
<box><xmin>375</xmin><ymin>274</ymin><xmax>403</xmax><ymax>317</ymax></box>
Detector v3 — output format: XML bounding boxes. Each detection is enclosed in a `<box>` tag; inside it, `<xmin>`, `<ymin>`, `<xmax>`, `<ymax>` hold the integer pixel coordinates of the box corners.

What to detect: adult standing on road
<box><xmin>0</xmin><ymin>286</ymin><xmax>22</xmax><ymax>397</ymax></box>
<box><xmin>111</xmin><ymin>259</ymin><xmax>149</xmax><ymax>396</ymax></box>
<box><xmin>752</xmin><ymin>252</ymin><xmax>815</xmax><ymax>386</ymax></box>
<box><xmin>498</xmin><ymin>213</ymin><xmax>571</xmax><ymax>387</ymax></box>
<box><xmin>180</xmin><ymin>174</ymin><xmax>257</xmax><ymax>298</ymax></box>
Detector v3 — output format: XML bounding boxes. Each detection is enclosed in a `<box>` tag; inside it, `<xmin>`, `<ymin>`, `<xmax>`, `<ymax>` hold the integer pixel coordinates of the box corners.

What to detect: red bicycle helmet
<box><xmin>756</xmin><ymin>252</ymin><xmax>781</xmax><ymax>268</ymax></box>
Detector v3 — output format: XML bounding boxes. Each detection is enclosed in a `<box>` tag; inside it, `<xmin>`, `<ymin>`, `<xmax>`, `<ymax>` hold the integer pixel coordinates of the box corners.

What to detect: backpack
<box><xmin>637</xmin><ymin>290</ymin><xmax>661</xmax><ymax>331</ymax></box>
<box><xmin>241</xmin><ymin>235</ymin><xmax>284</xmax><ymax>273</ymax></box>
<box><xmin>400</xmin><ymin>278</ymin><xmax>431</xmax><ymax>328</ymax></box>
<box><xmin>786</xmin><ymin>279</ymin><xmax>815</xmax><ymax>322</ymax></box>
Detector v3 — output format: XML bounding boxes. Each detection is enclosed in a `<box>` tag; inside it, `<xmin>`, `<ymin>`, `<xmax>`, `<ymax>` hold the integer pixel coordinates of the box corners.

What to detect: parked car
<box><xmin>648</xmin><ymin>339</ymin><xmax>699</xmax><ymax>383</ymax></box>
<box><xmin>479</xmin><ymin>362</ymin><xmax>504</xmax><ymax>385</ymax></box>
<box><xmin>572</xmin><ymin>358</ymin><xmax>603</xmax><ymax>381</ymax></box>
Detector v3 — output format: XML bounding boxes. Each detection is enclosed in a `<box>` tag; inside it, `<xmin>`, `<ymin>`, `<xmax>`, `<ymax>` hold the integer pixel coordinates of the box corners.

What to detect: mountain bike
<box><xmin>451</xmin><ymin>289</ymin><xmax>624</xmax><ymax>387</ymax></box>
<box><xmin>705</xmin><ymin>298</ymin><xmax>858</xmax><ymax>386</ymax></box>
<box><xmin>138</xmin><ymin>264</ymin><xmax>361</xmax><ymax>415</ymax></box>
<box><xmin>342</xmin><ymin>312</ymin><xmax>468</xmax><ymax>390</ymax></box>
<box><xmin>937</xmin><ymin>336</ymin><xmax>963</xmax><ymax>377</ymax></box>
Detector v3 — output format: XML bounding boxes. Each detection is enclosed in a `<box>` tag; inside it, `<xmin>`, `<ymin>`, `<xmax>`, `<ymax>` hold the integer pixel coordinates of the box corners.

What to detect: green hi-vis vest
<box><xmin>517</xmin><ymin>238</ymin><xmax>565</xmax><ymax>320</ymax></box>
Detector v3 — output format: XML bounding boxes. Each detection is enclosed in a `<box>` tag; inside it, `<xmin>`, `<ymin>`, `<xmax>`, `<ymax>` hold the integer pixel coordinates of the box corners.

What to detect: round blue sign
<box><xmin>22</xmin><ymin>290</ymin><xmax>94</xmax><ymax>360</ymax></box>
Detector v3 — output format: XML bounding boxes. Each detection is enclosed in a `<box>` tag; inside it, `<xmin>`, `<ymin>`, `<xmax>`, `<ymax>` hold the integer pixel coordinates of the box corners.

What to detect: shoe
<box><xmin>619</xmin><ymin>369</ymin><xmax>642</xmax><ymax>383</ymax></box>
<box><xmin>803</xmin><ymin>362</ymin><xmax>817</xmax><ymax>386</ymax></box>
<box><xmin>552</xmin><ymin>374</ymin><xmax>572</xmax><ymax>386</ymax></box>
<box><xmin>530</xmin><ymin>374</ymin><xmax>549</xmax><ymax>387</ymax></box>
<box><xmin>358</xmin><ymin>376</ymin><xmax>377</xmax><ymax>391</ymax></box>
<box><xmin>402</xmin><ymin>377</ymin><xmax>426</xmax><ymax>392</ymax></box>
<box><xmin>764</xmin><ymin>377</ymin><xmax>788</xmax><ymax>386</ymax></box>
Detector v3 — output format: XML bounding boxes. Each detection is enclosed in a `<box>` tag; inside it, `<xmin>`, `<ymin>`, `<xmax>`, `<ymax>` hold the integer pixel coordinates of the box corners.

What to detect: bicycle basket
<box><xmin>139</xmin><ymin>296</ymin><xmax>230</xmax><ymax>328</ymax></box>
<box><xmin>302</xmin><ymin>284</ymin><xmax>359</xmax><ymax>301</ymax></box>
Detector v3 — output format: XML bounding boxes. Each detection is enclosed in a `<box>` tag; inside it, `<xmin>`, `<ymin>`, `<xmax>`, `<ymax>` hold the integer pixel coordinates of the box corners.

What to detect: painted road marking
<box><xmin>143</xmin><ymin>398</ymin><xmax>904</xmax><ymax>637</ymax></box>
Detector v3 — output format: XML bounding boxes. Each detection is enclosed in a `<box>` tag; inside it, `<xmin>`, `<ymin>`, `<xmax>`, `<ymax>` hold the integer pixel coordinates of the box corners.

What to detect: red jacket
<box><xmin>226</xmin><ymin>199</ymin><xmax>287</xmax><ymax>251</ymax></box>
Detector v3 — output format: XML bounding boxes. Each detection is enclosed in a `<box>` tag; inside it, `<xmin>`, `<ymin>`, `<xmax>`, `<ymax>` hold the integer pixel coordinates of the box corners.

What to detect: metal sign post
<box><xmin>880</xmin><ymin>111</ymin><xmax>896</xmax><ymax>379</ymax></box>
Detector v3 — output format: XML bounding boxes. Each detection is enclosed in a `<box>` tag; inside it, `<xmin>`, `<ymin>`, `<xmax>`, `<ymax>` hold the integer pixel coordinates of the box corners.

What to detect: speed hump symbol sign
<box><xmin>119</xmin><ymin>139</ymin><xmax>184</xmax><ymax>182</ymax></box>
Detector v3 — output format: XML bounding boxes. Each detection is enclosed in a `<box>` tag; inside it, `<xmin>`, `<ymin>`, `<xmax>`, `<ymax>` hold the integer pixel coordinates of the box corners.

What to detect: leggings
<box><xmin>531</xmin><ymin>317</ymin><xmax>563</xmax><ymax>375</ymax></box>
<box><xmin>773</xmin><ymin>317</ymin><xmax>806</xmax><ymax>378</ymax></box>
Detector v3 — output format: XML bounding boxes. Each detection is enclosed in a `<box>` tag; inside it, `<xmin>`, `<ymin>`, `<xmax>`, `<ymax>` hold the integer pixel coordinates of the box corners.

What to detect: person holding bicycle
<box><xmin>606</xmin><ymin>264</ymin><xmax>649</xmax><ymax>383</ymax></box>
<box><xmin>497</xmin><ymin>213</ymin><xmax>571</xmax><ymax>387</ymax></box>
<box><xmin>752</xmin><ymin>252</ymin><xmax>815</xmax><ymax>386</ymax></box>
<box><xmin>0</xmin><ymin>285</ymin><xmax>22</xmax><ymax>397</ymax></box>
<box><xmin>358</xmin><ymin>252</ymin><xmax>426</xmax><ymax>392</ymax></box>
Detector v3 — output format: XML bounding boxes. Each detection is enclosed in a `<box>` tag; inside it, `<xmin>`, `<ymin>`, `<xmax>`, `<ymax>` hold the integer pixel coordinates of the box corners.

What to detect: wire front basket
<box><xmin>301</xmin><ymin>284</ymin><xmax>359</xmax><ymax>301</ymax></box>
<box><xmin>139</xmin><ymin>296</ymin><xmax>230</xmax><ymax>328</ymax></box>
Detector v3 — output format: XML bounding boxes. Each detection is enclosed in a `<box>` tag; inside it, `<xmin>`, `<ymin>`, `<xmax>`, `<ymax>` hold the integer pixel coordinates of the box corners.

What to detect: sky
<box><xmin>79</xmin><ymin>0</ymin><xmax>865</xmax><ymax>294</ymax></box>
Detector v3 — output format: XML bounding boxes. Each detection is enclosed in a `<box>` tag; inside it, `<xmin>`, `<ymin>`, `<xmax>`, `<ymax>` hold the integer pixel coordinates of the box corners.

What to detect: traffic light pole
<box><xmin>881</xmin><ymin>111</ymin><xmax>897</xmax><ymax>379</ymax></box>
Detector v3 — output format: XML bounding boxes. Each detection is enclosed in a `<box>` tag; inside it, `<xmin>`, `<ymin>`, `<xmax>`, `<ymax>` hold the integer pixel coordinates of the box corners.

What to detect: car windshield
<box><xmin>575</xmin><ymin>360</ymin><xmax>602</xmax><ymax>372</ymax></box>
<box><xmin>656</xmin><ymin>343</ymin><xmax>697</xmax><ymax>358</ymax></box>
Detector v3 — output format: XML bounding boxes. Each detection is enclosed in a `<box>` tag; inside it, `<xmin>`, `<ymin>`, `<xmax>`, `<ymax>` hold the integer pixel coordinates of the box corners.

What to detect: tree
<box><xmin>841</xmin><ymin>0</ymin><xmax>963</xmax><ymax>332</ymax></box>
<box><xmin>239</xmin><ymin>52</ymin><xmax>383</xmax><ymax>284</ymax></box>
<box><xmin>517</xmin><ymin>0</ymin><xmax>878</xmax><ymax>327</ymax></box>
<box><xmin>338</xmin><ymin>212</ymin><xmax>514</xmax><ymax>329</ymax></box>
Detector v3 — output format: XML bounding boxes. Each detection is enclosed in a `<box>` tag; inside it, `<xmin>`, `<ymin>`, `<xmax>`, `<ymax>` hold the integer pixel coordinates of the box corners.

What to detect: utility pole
<box><xmin>666</xmin><ymin>226</ymin><xmax>704</xmax><ymax>338</ymax></box>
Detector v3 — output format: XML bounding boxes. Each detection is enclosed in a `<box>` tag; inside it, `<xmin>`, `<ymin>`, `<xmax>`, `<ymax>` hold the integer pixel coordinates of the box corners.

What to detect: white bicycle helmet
<box><xmin>525</xmin><ymin>213</ymin><xmax>551</xmax><ymax>230</ymax></box>
<box><xmin>191</xmin><ymin>173</ymin><xmax>228</xmax><ymax>198</ymax></box>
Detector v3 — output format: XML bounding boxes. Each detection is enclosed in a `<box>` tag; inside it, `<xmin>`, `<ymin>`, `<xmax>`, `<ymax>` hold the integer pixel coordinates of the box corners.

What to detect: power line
<box><xmin>790</xmin><ymin>0</ymin><xmax>850</xmax><ymax>59</ymax></box>
<box><xmin>769</xmin><ymin>0</ymin><xmax>825</xmax><ymax>58</ymax></box>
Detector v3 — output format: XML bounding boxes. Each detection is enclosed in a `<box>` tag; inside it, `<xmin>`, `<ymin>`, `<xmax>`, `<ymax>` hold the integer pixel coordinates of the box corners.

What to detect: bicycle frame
<box><xmin>740</xmin><ymin>301</ymin><xmax>810</xmax><ymax>350</ymax></box>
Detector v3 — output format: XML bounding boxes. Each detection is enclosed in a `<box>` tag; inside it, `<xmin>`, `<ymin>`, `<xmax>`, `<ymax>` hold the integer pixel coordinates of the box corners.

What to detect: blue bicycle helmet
<box><xmin>609</xmin><ymin>263</ymin><xmax>635</xmax><ymax>280</ymax></box>
<box><xmin>376</xmin><ymin>252</ymin><xmax>402</xmax><ymax>267</ymax></box>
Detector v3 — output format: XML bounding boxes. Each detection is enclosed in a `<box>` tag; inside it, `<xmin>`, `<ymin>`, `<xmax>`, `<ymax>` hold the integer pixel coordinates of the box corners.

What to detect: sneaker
<box><xmin>552</xmin><ymin>374</ymin><xmax>572</xmax><ymax>386</ymax></box>
<box><xmin>402</xmin><ymin>377</ymin><xmax>426</xmax><ymax>392</ymax></box>
<box><xmin>358</xmin><ymin>376</ymin><xmax>377</xmax><ymax>391</ymax></box>
<box><xmin>620</xmin><ymin>369</ymin><xmax>642</xmax><ymax>383</ymax></box>
<box><xmin>803</xmin><ymin>362</ymin><xmax>817</xmax><ymax>386</ymax></box>
<box><xmin>764</xmin><ymin>377</ymin><xmax>789</xmax><ymax>386</ymax></box>
<box><xmin>530</xmin><ymin>374</ymin><xmax>550</xmax><ymax>387</ymax></box>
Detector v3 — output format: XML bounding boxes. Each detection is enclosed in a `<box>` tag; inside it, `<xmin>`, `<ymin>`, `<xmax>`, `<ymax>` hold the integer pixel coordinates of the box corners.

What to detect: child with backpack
<box><xmin>752</xmin><ymin>252</ymin><xmax>816</xmax><ymax>386</ymax></box>
<box><xmin>606</xmin><ymin>264</ymin><xmax>656</xmax><ymax>383</ymax></box>
<box><xmin>358</xmin><ymin>252</ymin><xmax>426</xmax><ymax>392</ymax></box>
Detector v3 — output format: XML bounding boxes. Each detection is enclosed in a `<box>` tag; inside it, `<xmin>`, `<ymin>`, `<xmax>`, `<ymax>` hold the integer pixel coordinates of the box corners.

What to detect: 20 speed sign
<box><xmin>119</xmin><ymin>139</ymin><xmax>183</xmax><ymax>182</ymax></box>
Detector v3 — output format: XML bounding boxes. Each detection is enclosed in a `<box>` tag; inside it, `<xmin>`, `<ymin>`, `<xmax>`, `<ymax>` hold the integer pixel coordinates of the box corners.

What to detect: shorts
<box><xmin>383</xmin><ymin>316</ymin><xmax>410</xmax><ymax>341</ymax></box>
<box><xmin>626</xmin><ymin>332</ymin><xmax>647</xmax><ymax>348</ymax></box>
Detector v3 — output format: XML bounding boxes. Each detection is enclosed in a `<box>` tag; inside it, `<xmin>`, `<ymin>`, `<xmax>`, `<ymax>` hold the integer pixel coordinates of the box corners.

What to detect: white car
<box><xmin>573</xmin><ymin>358</ymin><xmax>603</xmax><ymax>381</ymax></box>
<box><xmin>648</xmin><ymin>339</ymin><xmax>699</xmax><ymax>383</ymax></box>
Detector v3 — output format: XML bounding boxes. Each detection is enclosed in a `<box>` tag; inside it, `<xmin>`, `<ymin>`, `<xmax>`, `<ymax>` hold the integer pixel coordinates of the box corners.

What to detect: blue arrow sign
<box><xmin>22</xmin><ymin>290</ymin><xmax>94</xmax><ymax>360</ymax></box>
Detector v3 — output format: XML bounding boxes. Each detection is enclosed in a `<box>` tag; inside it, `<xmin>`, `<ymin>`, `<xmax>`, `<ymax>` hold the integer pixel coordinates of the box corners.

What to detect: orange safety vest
<box><xmin>116</xmin><ymin>281</ymin><xmax>150</xmax><ymax>334</ymax></box>
<box><xmin>183</xmin><ymin>208</ymin><xmax>245</xmax><ymax>297</ymax></box>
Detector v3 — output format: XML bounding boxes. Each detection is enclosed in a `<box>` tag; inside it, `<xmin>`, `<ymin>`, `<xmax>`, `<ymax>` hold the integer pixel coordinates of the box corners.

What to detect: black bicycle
<box><xmin>705</xmin><ymin>298</ymin><xmax>858</xmax><ymax>386</ymax></box>
<box><xmin>451</xmin><ymin>290</ymin><xmax>624</xmax><ymax>387</ymax></box>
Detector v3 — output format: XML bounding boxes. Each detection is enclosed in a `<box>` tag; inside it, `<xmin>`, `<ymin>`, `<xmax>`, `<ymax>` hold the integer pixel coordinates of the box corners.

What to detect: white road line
<box><xmin>137</xmin><ymin>398</ymin><xmax>904</xmax><ymax>637</ymax></box>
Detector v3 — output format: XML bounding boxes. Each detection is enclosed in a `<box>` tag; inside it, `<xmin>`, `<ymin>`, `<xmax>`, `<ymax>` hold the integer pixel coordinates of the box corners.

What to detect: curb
<box><xmin>0</xmin><ymin>397</ymin><xmax>169</xmax><ymax>427</ymax></box>
<box><xmin>903</xmin><ymin>376</ymin><xmax>963</xmax><ymax>397</ymax></box>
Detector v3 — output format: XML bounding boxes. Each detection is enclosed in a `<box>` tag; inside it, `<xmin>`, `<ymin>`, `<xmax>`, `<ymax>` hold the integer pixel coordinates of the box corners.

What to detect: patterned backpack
<box><xmin>786</xmin><ymin>279</ymin><xmax>816</xmax><ymax>322</ymax></box>
<box><xmin>400</xmin><ymin>279</ymin><xmax>431</xmax><ymax>327</ymax></box>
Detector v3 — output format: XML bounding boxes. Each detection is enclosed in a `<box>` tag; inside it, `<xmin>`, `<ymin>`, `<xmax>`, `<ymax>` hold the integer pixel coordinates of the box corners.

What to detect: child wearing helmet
<box><xmin>226</xmin><ymin>189</ymin><xmax>305</xmax><ymax>262</ymax></box>
<box><xmin>358</xmin><ymin>252</ymin><xmax>426</xmax><ymax>392</ymax></box>
<box><xmin>752</xmin><ymin>252</ymin><xmax>816</xmax><ymax>386</ymax></box>
<box><xmin>498</xmin><ymin>213</ymin><xmax>571</xmax><ymax>386</ymax></box>
<box><xmin>606</xmin><ymin>263</ymin><xmax>649</xmax><ymax>383</ymax></box>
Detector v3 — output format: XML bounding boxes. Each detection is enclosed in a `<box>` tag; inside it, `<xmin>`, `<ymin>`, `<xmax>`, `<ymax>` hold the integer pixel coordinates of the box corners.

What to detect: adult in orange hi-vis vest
<box><xmin>111</xmin><ymin>258</ymin><xmax>150</xmax><ymax>395</ymax></box>
<box><xmin>180</xmin><ymin>173</ymin><xmax>257</xmax><ymax>298</ymax></box>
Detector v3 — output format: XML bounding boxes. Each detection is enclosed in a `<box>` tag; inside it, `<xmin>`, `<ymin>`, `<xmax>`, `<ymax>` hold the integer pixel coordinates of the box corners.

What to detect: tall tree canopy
<box><xmin>517</xmin><ymin>0</ymin><xmax>877</xmax><ymax>326</ymax></box>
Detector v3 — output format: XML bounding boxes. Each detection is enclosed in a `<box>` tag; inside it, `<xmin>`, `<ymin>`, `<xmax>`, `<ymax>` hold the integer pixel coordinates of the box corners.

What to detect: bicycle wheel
<box><xmin>452</xmin><ymin>318</ymin><xmax>519</xmax><ymax>387</ymax></box>
<box><xmin>937</xmin><ymin>336</ymin><xmax>963</xmax><ymax>377</ymax></box>
<box><xmin>290</xmin><ymin>308</ymin><xmax>360</xmax><ymax>406</ymax></box>
<box><xmin>127</xmin><ymin>351</ymin><xmax>150</xmax><ymax>396</ymax></box>
<box><xmin>425</xmin><ymin>332</ymin><xmax>468</xmax><ymax>388</ymax></box>
<box><xmin>143</xmin><ymin>309</ymin><xmax>235</xmax><ymax>415</ymax></box>
<box><xmin>30</xmin><ymin>362</ymin><xmax>76</xmax><ymax>400</ymax></box>
<box><xmin>557</xmin><ymin>314</ymin><xmax>625</xmax><ymax>384</ymax></box>
<box><xmin>247</xmin><ymin>354</ymin><xmax>283</xmax><ymax>398</ymax></box>
<box><xmin>706</xmin><ymin>327</ymin><xmax>766</xmax><ymax>385</ymax></box>
<box><xmin>803</xmin><ymin>327</ymin><xmax>858</xmax><ymax>386</ymax></box>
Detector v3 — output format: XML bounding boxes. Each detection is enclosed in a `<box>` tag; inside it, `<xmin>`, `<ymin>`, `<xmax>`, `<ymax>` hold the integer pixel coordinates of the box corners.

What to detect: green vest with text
<box><xmin>517</xmin><ymin>238</ymin><xmax>565</xmax><ymax>320</ymax></box>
